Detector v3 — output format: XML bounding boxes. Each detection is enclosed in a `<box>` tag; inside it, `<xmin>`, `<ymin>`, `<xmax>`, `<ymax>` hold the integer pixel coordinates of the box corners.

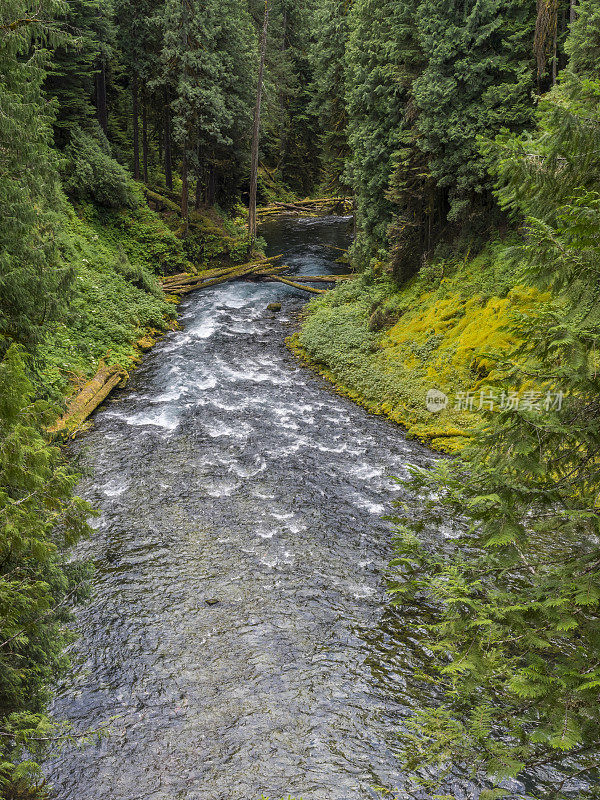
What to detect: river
<box><xmin>45</xmin><ymin>216</ymin><xmax>435</xmax><ymax>800</ymax></box>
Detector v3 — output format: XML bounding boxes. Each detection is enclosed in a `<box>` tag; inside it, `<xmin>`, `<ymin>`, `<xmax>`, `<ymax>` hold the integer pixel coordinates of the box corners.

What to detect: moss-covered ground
<box><xmin>293</xmin><ymin>241</ymin><xmax>548</xmax><ymax>453</ymax></box>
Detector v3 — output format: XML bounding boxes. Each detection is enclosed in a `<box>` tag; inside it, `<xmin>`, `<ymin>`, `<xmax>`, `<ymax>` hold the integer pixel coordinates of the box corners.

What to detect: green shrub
<box><xmin>62</xmin><ymin>128</ymin><xmax>134</xmax><ymax>209</ymax></box>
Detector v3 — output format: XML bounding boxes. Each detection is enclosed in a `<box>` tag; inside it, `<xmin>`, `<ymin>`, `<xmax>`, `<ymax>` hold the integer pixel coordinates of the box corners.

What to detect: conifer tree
<box><xmin>413</xmin><ymin>0</ymin><xmax>536</xmax><ymax>224</ymax></box>
<box><xmin>392</xmin><ymin>75</ymin><xmax>600</xmax><ymax>798</ymax></box>
<box><xmin>0</xmin><ymin>0</ymin><xmax>73</xmax><ymax>354</ymax></box>
<box><xmin>45</xmin><ymin>0</ymin><xmax>115</xmax><ymax>144</ymax></box>
<box><xmin>345</xmin><ymin>0</ymin><xmax>421</xmax><ymax>256</ymax></box>
<box><xmin>310</xmin><ymin>0</ymin><xmax>353</xmax><ymax>192</ymax></box>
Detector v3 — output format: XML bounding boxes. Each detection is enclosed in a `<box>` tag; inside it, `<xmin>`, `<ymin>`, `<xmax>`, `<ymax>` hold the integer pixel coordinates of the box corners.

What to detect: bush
<box><xmin>62</xmin><ymin>128</ymin><xmax>134</xmax><ymax>209</ymax></box>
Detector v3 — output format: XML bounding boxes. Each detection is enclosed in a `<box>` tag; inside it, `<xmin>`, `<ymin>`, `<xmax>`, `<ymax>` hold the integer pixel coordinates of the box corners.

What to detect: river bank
<box><xmin>39</xmin><ymin>189</ymin><xmax>253</xmax><ymax>434</ymax></box>
<box><xmin>292</xmin><ymin>240</ymin><xmax>547</xmax><ymax>453</ymax></box>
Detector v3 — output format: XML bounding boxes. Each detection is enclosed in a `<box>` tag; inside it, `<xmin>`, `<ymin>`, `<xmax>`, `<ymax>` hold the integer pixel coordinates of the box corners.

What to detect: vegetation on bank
<box><xmin>295</xmin><ymin>242</ymin><xmax>547</xmax><ymax>453</ymax></box>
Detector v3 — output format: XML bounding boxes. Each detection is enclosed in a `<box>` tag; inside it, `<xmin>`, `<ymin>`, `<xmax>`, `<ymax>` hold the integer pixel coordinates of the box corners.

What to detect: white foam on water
<box><xmin>204</xmin><ymin>479</ymin><xmax>240</xmax><ymax>498</ymax></box>
<box><xmin>352</xmin><ymin>585</ymin><xmax>377</xmax><ymax>599</ymax></box>
<box><xmin>103</xmin><ymin>408</ymin><xmax>179</xmax><ymax>431</ymax></box>
<box><xmin>205</xmin><ymin>420</ymin><xmax>253</xmax><ymax>440</ymax></box>
<box><xmin>251</xmin><ymin>490</ymin><xmax>276</xmax><ymax>500</ymax></box>
<box><xmin>102</xmin><ymin>479</ymin><xmax>129</xmax><ymax>498</ymax></box>
<box><xmin>186</xmin><ymin>317</ymin><xmax>219</xmax><ymax>339</ymax></box>
<box><xmin>349</xmin><ymin>463</ymin><xmax>384</xmax><ymax>481</ymax></box>
<box><xmin>256</xmin><ymin>528</ymin><xmax>276</xmax><ymax>540</ymax></box>
<box><xmin>352</xmin><ymin>495</ymin><xmax>386</xmax><ymax>515</ymax></box>
<box><xmin>315</xmin><ymin>441</ymin><xmax>348</xmax><ymax>454</ymax></box>
<box><xmin>228</xmin><ymin>459</ymin><xmax>267</xmax><ymax>478</ymax></box>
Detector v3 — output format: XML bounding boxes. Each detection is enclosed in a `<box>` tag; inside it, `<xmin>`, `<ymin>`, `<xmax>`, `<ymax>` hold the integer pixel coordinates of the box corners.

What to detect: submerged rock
<box><xmin>267</xmin><ymin>302</ymin><xmax>282</xmax><ymax>312</ymax></box>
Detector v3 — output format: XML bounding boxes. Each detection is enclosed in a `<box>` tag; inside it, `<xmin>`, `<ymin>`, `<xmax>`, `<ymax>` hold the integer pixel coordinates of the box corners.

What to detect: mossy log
<box><xmin>284</xmin><ymin>274</ymin><xmax>355</xmax><ymax>283</ymax></box>
<box><xmin>161</xmin><ymin>256</ymin><xmax>286</xmax><ymax>296</ymax></box>
<box><xmin>265</xmin><ymin>275</ymin><xmax>326</xmax><ymax>294</ymax></box>
<box><xmin>50</xmin><ymin>364</ymin><xmax>128</xmax><ymax>434</ymax></box>
<box><xmin>141</xmin><ymin>186</ymin><xmax>181</xmax><ymax>214</ymax></box>
<box><xmin>257</xmin><ymin>197</ymin><xmax>353</xmax><ymax>216</ymax></box>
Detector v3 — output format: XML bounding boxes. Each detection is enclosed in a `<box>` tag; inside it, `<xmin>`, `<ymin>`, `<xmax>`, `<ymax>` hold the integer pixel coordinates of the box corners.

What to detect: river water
<box><xmin>45</xmin><ymin>216</ymin><xmax>435</xmax><ymax>800</ymax></box>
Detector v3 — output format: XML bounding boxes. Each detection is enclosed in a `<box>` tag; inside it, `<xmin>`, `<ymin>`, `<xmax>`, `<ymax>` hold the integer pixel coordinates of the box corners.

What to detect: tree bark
<box><xmin>207</xmin><ymin>161</ymin><xmax>217</xmax><ymax>206</ymax></box>
<box><xmin>570</xmin><ymin>0</ymin><xmax>577</xmax><ymax>23</ymax></box>
<box><xmin>132</xmin><ymin>75</ymin><xmax>140</xmax><ymax>180</ymax></box>
<box><xmin>164</xmin><ymin>89</ymin><xmax>173</xmax><ymax>191</ymax></box>
<box><xmin>181</xmin><ymin>146</ymin><xmax>189</xmax><ymax>223</ymax></box>
<box><xmin>248</xmin><ymin>0</ymin><xmax>269</xmax><ymax>249</ymax></box>
<box><xmin>95</xmin><ymin>58</ymin><xmax>108</xmax><ymax>134</ymax></box>
<box><xmin>142</xmin><ymin>91</ymin><xmax>149</xmax><ymax>184</ymax></box>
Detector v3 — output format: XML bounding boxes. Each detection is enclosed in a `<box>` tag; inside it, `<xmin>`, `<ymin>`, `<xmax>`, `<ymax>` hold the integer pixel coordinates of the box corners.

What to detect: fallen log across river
<box><xmin>161</xmin><ymin>257</ymin><xmax>356</xmax><ymax>297</ymax></box>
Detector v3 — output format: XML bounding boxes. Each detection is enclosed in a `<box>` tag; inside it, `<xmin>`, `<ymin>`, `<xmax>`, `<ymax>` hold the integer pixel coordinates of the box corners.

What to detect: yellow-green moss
<box><xmin>294</xmin><ymin>243</ymin><xmax>548</xmax><ymax>453</ymax></box>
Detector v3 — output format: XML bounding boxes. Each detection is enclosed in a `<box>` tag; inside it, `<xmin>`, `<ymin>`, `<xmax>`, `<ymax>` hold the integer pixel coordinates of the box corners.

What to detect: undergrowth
<box><xmin>35</xmin><ymin>186</ymin><xmax>244</xmax><ymax>404</ymax></box>
<box><xmin>294</xmin><ymin>241</ymin><xmax>548</xmax><ymax>452</ymax></box>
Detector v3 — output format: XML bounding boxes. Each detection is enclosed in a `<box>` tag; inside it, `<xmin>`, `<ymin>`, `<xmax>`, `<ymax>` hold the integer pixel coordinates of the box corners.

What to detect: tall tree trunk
<box><xmin>570</xmin><ymin>0</ymin><xmax>577</xmax><ymax>23</ymax></box>
<box><xmin>248</xmin><ymin>0</ymin><xmax>269</xmax><ymax>249</ymax></box>
<box><xmin>95</xmin><ymin>58</ymin><xmax>108</xmax><ymax>135</ymax></box>
<box><xmin>181</xmin><ymin>146</ymin><xmax>189</xmax><ymax>223</ymax></box>
<box><xmin>164</xmin><ymin>89</ymin><xmax>173</xmax><ymax>191</ymax></box>
<box><xmin>207</xmin><ymin>161</ymin><xmax>217</xmax><ymax>206</ymax></box>
<box><xmin>132</xmin><ymin>75</ymin><xmax>140</xmax><ymax>180</ymax></box>
<box><xmin>142</xmin><ymin>91</ymin><xmax>149</xmax><ymax>184</ymax></box>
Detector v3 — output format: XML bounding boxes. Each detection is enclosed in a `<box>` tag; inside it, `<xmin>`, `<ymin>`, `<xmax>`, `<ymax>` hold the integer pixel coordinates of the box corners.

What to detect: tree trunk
<box><xmin>95</xmin><ymin>58</ymin><xmax>108</xmax><ymax>134</ymax></box>
<box><xmin>570</xmin><ymin>0</ymin><xmax>577</xmax><ymax>23</ymax></box>
<box><xmin>142</xmin><ymin>92</ymin><xmax>149</xmax><ymax>184</ymax></box>
<box><xmin>181</xmin><ymin>146</ymin><xmax>189</xmax><ymax>223</ymax></box>
<box><xmin>248</xmin><ymin>0</ymin><xmax>269</xmax><ymax>249</ymax></box>
<box><xmin>164</xmin><ymin>89</ymin><xmax>173</xmax><ymax>191</ymax></box>
<box><xmin>195</xmin><ymin>174</ymin><xmax>203</xmax><ymax>210</ymax></box>
<box><xmin>552</xmin><ymin>25</ymin><xmax>558</xmax><ymax>85</ymax></box>
<box><xmin>207</xmin><ymin>162</ymin><xmax>217</xmax><ymax>206</ymax></box>
<box><xmin>132</xmin><ymin>75</ymin><xmax>140</xmax><ymax>180</ymax></box>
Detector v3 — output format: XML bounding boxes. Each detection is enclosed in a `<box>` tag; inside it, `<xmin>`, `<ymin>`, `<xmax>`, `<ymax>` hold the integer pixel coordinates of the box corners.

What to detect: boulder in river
<box><xmin>267</xmin><ymin>302</ymin><xmax>282</xmax><ymax>312</ymax></box>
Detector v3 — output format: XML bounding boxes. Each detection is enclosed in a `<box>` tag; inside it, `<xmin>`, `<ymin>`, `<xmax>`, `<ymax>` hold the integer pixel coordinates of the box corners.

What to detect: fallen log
<box><xmin>278</xmin><ymin>274</ymin><xmax>355</xmax><ymax>283</ymax></box>
<box><xmin>163</xmin><ymin>258</ymin><xmax>290</xmax><ymax>296</ymax></box>
<box><xmin>50</xmin><ymin>363</ymin><xmax>128</xmax><ymax>434</ymax></box>
<box><xmin>265</xmin><ymin>275</ymin><xmax>326</xmax><ymax>294</ymax></box>
<box><xmin>141</xmin><ymin>186</ymin><xmax>181</xmax><ymax>214</ymax></box>
<box><xmin>161</xmin><ymin>256</ymin><xmax>283</xmax><ymax>292</ymax></box>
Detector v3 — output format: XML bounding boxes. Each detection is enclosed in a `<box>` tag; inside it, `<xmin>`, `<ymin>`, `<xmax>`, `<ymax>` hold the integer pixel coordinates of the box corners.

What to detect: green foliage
<box><xmin>391</xmin><ymin>76</ymin><xmax>600</xmax><ymax>798</ymax></box>
<box><xmin>296</xmin><ymin>242</ymin><xmax>537</xmax><ymax>451</ymax></box>
<box><xmin>45</xmin><ymin>0</ymin><xmax>114</xmax><ymax>140</ymax></box>
<box><xmin>413</xmin><ymin>0</ymin><xmax>536</xmax><ymax>222</ymax></box>
<box><xmin>38</xmin><ymin>201</ymin><xmax>177</xmax><ymax>400</ymax></box>
<box><xmin>341</xmin><ymin>0</ymin><xmax>538</xmax><ymax>267</ymax></box>
<box><xmin>0</xmin><ymin>1</ymin><xmax>73</xmax><ymax>354</ymax></box>
<box><xmin>564</xmin><ymin>0</ymin><xmax>600</xmax><ymax>77</ymax></box>
<box><xmin>160</xmin><ymin>0</ymin><xmax>256</xmax><ymax>201</ymax></box>
<box><xmin>0</xmin><ymin>344</ymin><xmax>92</xmax><ymax>794</ymax></box>
<box><xmin>62</xmin><ymin>128</ymin><xmax>135</xmax><ymax>208</ymax></box>
<box><xmin>309</xmin><ymin>0</ymin><xmax>352</xmax><ymax>192</ymax></box>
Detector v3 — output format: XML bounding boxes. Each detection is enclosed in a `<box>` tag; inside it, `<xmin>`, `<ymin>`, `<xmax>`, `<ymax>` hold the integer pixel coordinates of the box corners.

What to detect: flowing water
<box><xmin>45</xmin><ymin>216</ymin><xmax>437</xmax><ymax>800</ymax></box>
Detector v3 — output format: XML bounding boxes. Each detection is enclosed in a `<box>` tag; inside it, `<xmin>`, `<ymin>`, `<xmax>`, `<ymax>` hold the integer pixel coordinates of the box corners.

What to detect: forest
<box><xmin>1</xmin><ymin>0</ymin><xmax>600</xmax><ymax>798</ymax></box>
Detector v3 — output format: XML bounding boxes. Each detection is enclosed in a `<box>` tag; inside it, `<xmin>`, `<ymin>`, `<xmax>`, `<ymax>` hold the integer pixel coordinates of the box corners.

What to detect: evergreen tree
<box><xmin>392</xmin><ymin>75</ymin><xmax>600</xmax><ymax>798</ymax></box>
<box><xmin>45</xmin><ymin>0</ymin><xmax>115</xmax><ymax>144</ymax></box>
<box><xmin>345</xmin><ymin>0</ymin><xmax>421</xmax><ymax>257</ymax></box>
<box><xmin>310</xmin><ymin>0</ymin><xmax>353</xmax><ymax>192</ymax></box>
<box><xmin>0</xmin><ymin>0</ymin><xmax>73</xmax><ymax>354</ymax></box>
<box><xmin>413</xmin><ymin>0</ymin><xmax>536</xmax><ymax>224</ymax></box>
<box><xmin>564</xmin><ymin>0</ymin><xmax>600</xmax><ymax>76</ymax></box>
<box><xmin>0</xmin><ymin>346</ymin><xmax>92</xmax><ymax>796</ymax></box>
<box><xmin>161</xmin><ymin>0</ymin><xmax>255</xmax><ymax>217</ymax></box>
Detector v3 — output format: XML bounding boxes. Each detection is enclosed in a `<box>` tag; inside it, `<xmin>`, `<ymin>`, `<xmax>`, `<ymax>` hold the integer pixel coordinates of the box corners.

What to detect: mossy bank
<box><xmin>292</xmin><ymin>241</ymin><xmax>548</xmax><ymax>453</ymax></box>
<box><xmin>36</xmin><ymin>184</ymin><xmax>249</xmax><ymax>416</ymax></box>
